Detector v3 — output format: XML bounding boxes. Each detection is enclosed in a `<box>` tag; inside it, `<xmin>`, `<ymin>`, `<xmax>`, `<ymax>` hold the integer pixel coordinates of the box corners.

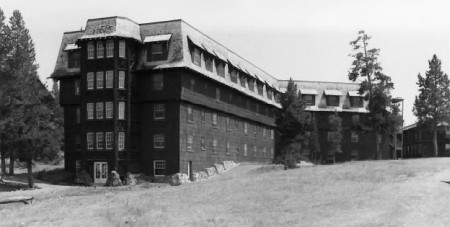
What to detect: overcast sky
<box><xmin>2</xmin><ymin>0</ymin><xmax>449</xmax><ymax>125</ymax></box>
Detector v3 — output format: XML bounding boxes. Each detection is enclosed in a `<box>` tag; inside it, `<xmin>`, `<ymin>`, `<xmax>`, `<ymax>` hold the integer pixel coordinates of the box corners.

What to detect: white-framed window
<box><xmin>96</xmin><ymin>102</ymin><xmax>104</xmax><ymax>119</ymax></box>
<box><xmin>154</xmin><ymin>104</ymin><xmax>165</xmax><ymax>120</ymax></box>
<box><xmin>118</xmin><ymin>132</ymin><xmax>125</xmax><ymax>151</ymax></box>
<box><xmin>212</xmin><ymin>138</ymin><xmax>218</xmax><ymax>153</ymax></box>
<box><xmin>96</xmin><ymin>72</ymin><xmax>104</xmax><ymax>89</ymax></box>
<box><xmin>153</xmin><ymin>73</ymin><xmax>163</xmax><ymax>90</ymax></box>
<box><xmin>87</xmin><ymin>103</ymin><xmax>94</xmax><ymax>120</ymax></box>
<box><xmin>253</xmin><ymin>145</ymin><xmax>257</xmax><ymax>157</ymax></box>
<box><xmin>118</xmin><ymin>71</ymin><xmax>125</xmax><ymax>89</ymax></box>
<box><xmin>187</xmin><ymin>135</ymin><xmax>193</xmax><ymax>152</ymax></box>
<box><xmin>118</xmin><ymin>102</ymin><xmax>125</xmax><ymax>119</ymax></box>
<box><xmin>154</xmin><ymin>134</ymin><xmax>165</xmax><ymax>148</ymax></box>
<box><xmin>75</xmin><ymin>80</ymin><xmax>80</xmax><ymax>95</ymax></box>
<box><xmin>119</xmin><ymin>40</ymin><xmax>126</xmax><ymax>58</ymax></box>
<box><xmin>97</xmin><ymin>41</ymin><xmax>104</xmax><ymax>59</ymax></box>
<box><xmin>105</xmin><ymin>102</ymin><xmax>113</xmax><ymax>119</ymax></box>
<box><xmin>201</xmin><ymin>137</ymin><xmax>206</xmax><ymax>151</ymax></box>
<box><xmin>244</xmin><ymin>144</ymin><xmax>248</xmax><ymax>157</ymax></box>
<box><xmin>76</xmin><ymin>107</ymin><xmax>80</xmax><ymax>123</ymax></box>
<box><xmin>87</xmin><ymin>42</ymin><xmax>94</xmax><ymax>59</ymax></box>
<box><xmin>154</xmin><ymin>160</ymin><xmax>166</xmax><ymax>176</ymax></box>
<box><xmin>244</xmin><ymin>122</ymin><xmax>248</xmax><ymax>134</ymax></box>
<box><xmin>106</xmin><ymin>40</ymin><xmax>114</xmax><ymax>58</ymax></box>
<box><xmin>87</xmin><ymin>72</ymin><xmax>94</xmax><ymax>90</ymax></box>
<box><xmin>187</xmin><ymin>105</ymin><xmax>194</xmax><ymax>123</ymax></box>
<box><xmin>212</xmin><ymin>112</ymin><xmax>217</xmax><ymax>127</ymax></box>
<box><xmin>105</xmin><ymin>132</ymin><xmax>113</xmax><ymax>150</ymax></box>
<box><xmin>87</xmin><ymin>132</ymin><xmax>94</xmax><ymax>150</ymax></box>
<box><xmin>351</xmin><ymin>132</ymin><xmax>359</xmax><ymax>143</ymax></box>
<box><xmin>96</xmin><ymin>132</ymin><xmax>104</xmax><ymax>150</ymax></box>
<box><xmin>106</xmin><ymin>71</ymin><xmax>113</xmax><ymax>88</ymax></box>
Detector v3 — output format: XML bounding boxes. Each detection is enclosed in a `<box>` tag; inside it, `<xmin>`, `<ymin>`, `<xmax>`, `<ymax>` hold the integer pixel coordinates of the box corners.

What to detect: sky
<box><xmin>1</xmin><ymin>0</ymin><xmax>449</xmax><ymax>125</ymax></box>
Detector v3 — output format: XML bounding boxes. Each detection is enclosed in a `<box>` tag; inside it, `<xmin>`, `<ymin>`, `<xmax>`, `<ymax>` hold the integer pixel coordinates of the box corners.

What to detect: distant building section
<box><xmin>402</xmin><ymin>123</ymin><xmax>450</xmax><ymax>158</ymax></box>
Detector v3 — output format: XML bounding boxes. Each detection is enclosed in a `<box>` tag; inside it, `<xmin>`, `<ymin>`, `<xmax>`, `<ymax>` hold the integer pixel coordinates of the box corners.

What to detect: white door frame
<box><xmin>94</xmin><ymin>162</ymin><xmax>108</xmax><ymax>184</ymax></box>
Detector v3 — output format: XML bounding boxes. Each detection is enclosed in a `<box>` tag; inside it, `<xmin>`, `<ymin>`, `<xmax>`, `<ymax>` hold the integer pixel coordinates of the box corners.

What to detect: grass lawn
<box><xmin>2</xmin><ymin>158</ymin><xmax>450</xmax><ymax>226</ymax></box>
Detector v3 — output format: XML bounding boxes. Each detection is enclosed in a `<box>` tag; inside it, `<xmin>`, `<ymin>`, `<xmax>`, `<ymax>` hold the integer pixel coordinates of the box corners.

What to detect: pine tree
<box><xmin>328</xmin><ymin>112</ymin><xmax>343</xmax><ymax>163</ymax></box>
<box><xmin>413</xmin><ymin>55</ymin><xmax>450</xmax><ymax>157</ymax></box>
<box><xmin>348</xmin><ymin>30</ymin><xmax>403</xmax><ymax>159</ymax></box>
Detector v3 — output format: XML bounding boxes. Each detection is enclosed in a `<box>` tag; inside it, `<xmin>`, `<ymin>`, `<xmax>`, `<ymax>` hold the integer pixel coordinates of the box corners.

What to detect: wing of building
<box><xmin>51</xmin><ymin>17</ymin><xmax>281</xmax><ymax>182</ymax></box>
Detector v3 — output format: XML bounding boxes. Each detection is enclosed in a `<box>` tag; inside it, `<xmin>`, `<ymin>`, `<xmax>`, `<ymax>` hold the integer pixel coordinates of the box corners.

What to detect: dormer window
<box><xmin>64</xmin><ymin>44</ymin><xmax>80</xmax><ymax>68</ymax></box>
<box><xmin>324</xmin><ymin>90</ymin><xmax>342</xmax><ymax>107</ymax></box>
<box><xmin>144</xmin><ymin>34</ymin><xmax>171</xmax><ymax>62</ymax></box>
<box><xmin>300</xmin><ymin>89</ymin><xmax>318</xmax><ymax>106</ymax></box>
<box><xmin>229</xmin><ymin>68</ymin><xmax>238</xmax><ymax>83</ymax></box>
<box><xmin>204</xmin><ymin>53</ymin><xmax>213</xmax><ymax>72</ymax></box>
<box><xmin>348</xmin><ymin>91</ymin><xmax>364</xmax><ymax>108</ymax></box>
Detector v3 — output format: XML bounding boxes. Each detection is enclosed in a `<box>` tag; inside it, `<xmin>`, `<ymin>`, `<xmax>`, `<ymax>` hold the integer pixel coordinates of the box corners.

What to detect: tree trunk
<box><xmin>27</xmin><ymin>158</ymin><xmax>34</xmax><ymax>188</ymax></box>
<box><xmin>375</xmin><ymin>133</ymin><xmax>381</xmax><ymax>160</ymax></box>
<box><xmin>9</xmin><ymin>150</ymin><xmax>14</xmax><ymax>175</ymax></box>
<box><xmin>432</xmin><ymin>129</ymin><xmax>438</xmax><ymax>157</ymax></box>
<box><xmin>0</xmin><ymin>137</ymin><xmax>6</xmax><ymax>175</ymax></box>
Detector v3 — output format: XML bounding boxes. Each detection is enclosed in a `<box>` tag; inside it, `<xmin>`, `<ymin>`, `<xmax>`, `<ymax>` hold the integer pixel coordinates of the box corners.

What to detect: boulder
<box><xmin>192</xmin><ymin>172</ymin><xmax>201</xmax><ymax>182</ymax></box>
<box><xmin>105</xmin><ymin>170</ymin><xmax>123</xmax><ymax>187</ymax></box>
<box><xmin>199</xmin><ymin>171</ymin><xmax>208</xmax><ymax>180</ymax></box>
<box><xmin>123</xmin><ymin>172</ymin><xmax>137</xmax><ymax>186</ymax></box>
<box><xmin>213</xmin><ymin>163</ymin><xmax>225</xmax><ymax>174</ymax></box>
<box><xmin>223</xmin><ymin>161</ymin><xmax>234</xmax><ymax>170</ymax></box>
<box><xmin>169</xmin><ymin>173</ymin><xmax>190</xmax><ymax>186</ymax></box>
<box><xmin>205</xmin><ymin>167</ymin><xmax>217</xmax><ymax>177</ymax></box>
<box><xmin>74</xmin><ymin>170</ymin><xmax>93</xmax><ymax>186</ymax></box>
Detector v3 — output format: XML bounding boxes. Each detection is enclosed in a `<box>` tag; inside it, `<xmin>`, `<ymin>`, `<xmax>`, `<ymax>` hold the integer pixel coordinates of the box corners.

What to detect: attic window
<box><xmin>215</xmin><ymin>61</ymin><xmax>225</xmax><ymax>77</ymax></box>
<box><xmin>145</xmin><ymin>34</ymin><xmax>171</xmax><ymax>62</ymax></box>
<box><xmin>229</xmin><ymin>68</ymin><xmax>238</xmax><ymax>83</ymax></box>
<box><xmin>302</xmin><ymin>95</ymin><xmax>315</xmax><ymax>106</ymax></box>
<box><xmin>68</xmin><ymin>50</ymin><xmax>80</xmax><ymax>68</ymax></box>
<box><xmin>204</xmin><ymin>53</ymin><xmax>213</xmax><ymax>72</ymax></box>
<box><xmin>324</xmin><ymin>90</ymin><xmax>341</xmax><ymax>107</ymax></box>
<box><xmin>191</xmin><ymin>46</ymin><xmax>201</xmax><ymax>66</ymax></box>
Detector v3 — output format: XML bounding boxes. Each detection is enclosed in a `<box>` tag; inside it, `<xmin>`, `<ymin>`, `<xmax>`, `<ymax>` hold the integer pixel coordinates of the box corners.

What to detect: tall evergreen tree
<box><xmin>328</xmin><ymin>112</ymin><xmax>343</xmax><ymax>163</ymax></box>
<box><xmin>348</xmin><ymin>30</ymin><xmax>403</xmax><ymax>159</ymax></box>
<box><xmin>413</xmin><ymin>55</ymin><xmax>450</xmax><ymax>157</ymax></box>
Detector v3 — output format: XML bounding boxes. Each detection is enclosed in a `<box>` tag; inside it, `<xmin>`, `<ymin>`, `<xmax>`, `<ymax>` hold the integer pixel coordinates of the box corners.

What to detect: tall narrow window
<box><xmin>351</xmin><ymin>132</ymin><xmax>359</xmax><ymax>143</ymax></box>
<box><xmin>154</xmin><ymin>104</ymin><xmax>165</xmax><ymax>120</ymax></box>
<box><xmin>187</xmin><ymin>135</ymin><xmax>193</xmax><ymax>152</ymax></box>
<box><xmin>154</xmin><ymin>134</ymin><xmax>165</xmax><ymax>148</ymax></box>
<box><xmin>118</xmin><ymin>102</ymin><xmax>125</xmax><ymax>119</ymax></box>
<box><xmin>87</xmin><ymin>42</ymin><xmax>94</xmax><ymax>59</ymax></box>
<box><xmin>201</xmin><ymin>110</ymin><xmax>206</xmax><ymax>123</ymax></box>
<box><xmin>97</xmin><ymin>41</ymin><xmax>104</xmax><ymax>59</ymax></box>
<box><xmin>187</xmin><ymin>106</ymin><xmax>194</xmax><ymax>123</ymax></box>
<box><xmin>212</xmin><ymin>113</ymin><xmax>217</xmax><ymax>127</ymax></box>
<box><xmin>119</xmin><ymin>40</ymin><xmax>126</xmax><ymax>58</ymax></box>
<box><xmin>226</xmin><ymin>117</ymin><xmax>230</xmax><ymax>131</ymax></box>
<box><xmin>244</xmin><ymin>144</ymin><xmax>248</xmax><ymax>157</ymax></box>
<box><xmin>74</xmin><ymin>80</ymin><xmax>80</xmax><ymax>95</ymax></box>
<box><xmin>226</xmin><ymin>141</ymin><xmax>230</xmax><ymax>155</ymax></box>
<box><xmin>244</xmin><ymin>122</ymin><xmax>248</xmax><ymax>134</ymax></box>
<box><xmin>271</xmin><ymin>129</ymin><xmax>274</xmax><ymax>139</ymax></box>
<box><xmin>76</xmin><ymin>107</ymin><xmax>80</xmax><ymax>123</ymax></box>
<box><xmin>96</xmin><ymin>72</ymin><xmax>104</xmax><ymax>89</ymax></box>
<box><xmin>87</xmin><ymin>103</ymin><xmax>94</xmax><ymax>120</ymax></box>
<box><xmin>106</xmin><ymin>71</ymin><xmax>113</xmax><ymax>88</ymax></box>
<box><xmin>87</xmin><ymin>132</ymin><xmax>94</xmax><ymax>150</ymax></box>
<box><xmin>105</xmin><ymin>102</ymin><xmax>113</xmax><ymax>119</ymax></box>
<box><xmin>201</xmin><ymin>137</ymin><xmax>206</xmax><ymax>151</ymax></box>
<box><xmin>96</xmin><ymin>102</ymin><xmax>104</xmax><ymax>119</ymax></box>
<box><xmin>216</xmin><ymin>88</ymin><xmax>220</xmax><ymax>101</ymax></box>
<box><xmin>96</xmin><ymin>132</ymin><xmax>104</xmax><ymax>150</ymax></box>
<box><xmin>212</xmin><ymin>138</ymin><xmax>218</xmax><ymax>154</ymax></box>
<box><xmin>215</xmin><ymin>61</ymin><xmax>225</xmax><ymax>77</ymax></box>
<box><xmin>118</xmin><ymin>71</ymin><xmax>125</xmax><ymax>89</ymax></box>
<box><xmin>118</xmin><ymin>132</ymin><xmax>125</xmax><ymax>150</ymax></box>
<box><xmin>253</xmin><ymin>145</ymin><xmax>257</xmax><ymax>157</ymax></box>
<box><xmin>192</xmin><ymin>47</ymin><xmax>201</xmax><ymax>66</ymax></box>
<box><xmin>105</xmin><ymin>132</ymin><xmax>113</xmax><ymax>150</ymax></box>
<box><xmin>68</xmin><ymin>51</ymin><xmax>80</xmax><ymax>68</ymax></box>
<box><xmin>263</xmin><ymin>128</ymin><xmax>266</xmax><ymax>138</ymax></box>
<box><xmin>205</xmin><ymin>53</ymin><xmax>213</xmax><ymax>72</ymax></box>
<box><xmin>106</xmin><ymin>40</ymin><xmax>114</xmax><ymax>58</ymax></box>
<box><xmin>87</xmin><ymin>72</ymin><xmax>94</xmax><ymax>90</ymax></box>
<box><xmin>153</xmin><ymin>74</ymin><xmax>163</xmax><ymax>90</ymax></box>
<box><xmin>263</xmin><ymin>147</ymin><xmax>267</xmax><ymax>157</ymax></box>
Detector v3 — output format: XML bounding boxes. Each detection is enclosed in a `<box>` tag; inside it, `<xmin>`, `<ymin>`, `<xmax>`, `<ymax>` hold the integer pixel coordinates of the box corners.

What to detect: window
<box><xmin>226</xmin><ymin>141</ymin><xmax>230</xmax><ymax>155</ymax></box>
<box><xmin>253</xmin><ymin>124</ymin><xmax>257</xmax><ymax>136</ymax></box>
<box><xmin>303</xmin><ymin>95</ymin><xmax>315</xmax><ymax>106</ymax></box>
<box><xmin>87</xmin><ymin>132</ymin><xmax>94</xmax><ymax>150</ymax></box>
<box><xmin>154</xmin><ymin>160</ymin><xmax>166</xmax><ymax>176</ymax></box>
<box><xmin>192</xmin><ymin>47</ymin><xmax>201</xmax><ymax>66</ymax></box>
<box><xmin>226</xmin><ymin>117</ymin><xmax>230</xmax><ymax>131</ymax></box>
<box><xmin>106</xmin><ymin>71</ymin><xmax>113</xmax><ymax>88</ymax></box>
<box><xmin>201</xmin><ymin>137</ymin><xmax>206</xmax><ymax>151</ymax></box>
<box><xmin>445</xmin><ymin>144</ymin><xmax>450</xmax><ymax>152</ymax></box>
<box><xmin>147</xmin><ymin>42</ymin><xmax>168</xmax><ymax>61</ymax></box>
<box><xmin>244</xmin><ymin>144</ymin><xmax>248</xmax><ymax>157</ymax></box>
<box><xmin>87</xmin><ymin>72</ymin><xmax>94</xmax><ymax>90</ymax></box>
<box><xmin>87</xmin><ymin>103</ymin><xmax>94</xmax><ymax>120</ymax></box>
<box><xmin>153</xmin><ymin>73</ymin><xmax>163</xmax><ymax>90</ymax></box>
<box><xmin>351</xmin><ymin>132</ymin><xmax>359</xmax><ymax>143</ymax></box>
<box><xmin>257</xmin><ymin>83</ymin><xmax>264</xmax><ymax>96</ymax></box>
<box><xmin>96</xmin><ymin>41</ymin><xmax>104</xmax><ymax>59</ymax></box>
<box><xmin>119</xmin><ymin>40</ymin><xmax>126</xmax><ymax>58</ymax></box>
<box><xmin>244</xmin><ymin>122</ymin><xmax>248</xmax><ymax>134</ymax></box>
<box><xmin>351</xmin><ymin>149</ymin><xmax>358</xmax><ymax>160</ymax></box>
<box><xmin>350</xmin><ymin>97</ymin><xmax>363</xmax><ymax>108</ymax></box>
<box><xmin>106</xmin><ymin>40</ymin><xmax>114</xmax><ymax>58</ymax></box>
<box><xmin>267</xmin><ymin>88</ymin><xmax>273</xmax><ymax>100</ymax></box>
<box><xmin>352</xmin><ymin>114</ymin><xmax>360</xmax><ymax>124</ymax></box>
<box><xmin>271</xmin><ymin>148</ymin><xmax>274</xmax><ymax>158</ymax></box>
<box><xmin>96</xmin><ymin>132</ymin><xmax>104</xmax><ymax>150</ymax></box>
<box><xmin>106</xmin><ymin>102</ymin><xmax>113</xmax><ymax>119</ymax></box>
<box><xmin>68</xmin><ymin>50</ymin><xmax>80</xmax><ymax>68</ymax></box>
<box><xmin>253</xmin><ymin>145</ymin><xmax>257</xmax><ymax>157</ymax></box>
<box><xmin>205</xmin><ymin>53</ymin><xmax>213</xmax><ymax>72</ymax></box>
<box><xmin>263</xmin><ymin>147</ymin><xmax>267</xmax><ymax>157</ymax></box>
<box><xmin>118</xmin><ymin>132</ymin><xmax>125</xmax><ymax>151</ymax></box>
<box><xmin>212</xmin><ymin>138</ymin><xmax>218</xmax><ymax>154</ymax></box>
<box><xmin>118</xmin><ymin>71</ymin><xmax>125</xmax><ymax>89</ymax></box>
<box><xmin>96</xmin><ymin>102</ymin><xmax>104</xmax><ymax>119</ymax></box>
<box><xmin>187</xmin><ymin>106</ymin><xmax>194</xmax><ymax>123</ymax></box>
<box><xmin>248</xmin><ymin>78</ymin><xmax>255</xmax><ymax>92</ymax></box>
<box><xmin>239</xmin><ymin>75</ymin><xmax>246</xmax><ymax>88</ymax></box>
<box><xmin>75</xmin><ymin>160</ymin><xmax>81</xmax><ymax>176</ymax></box>
<box><xmin>326</xmin><ymin>96</ymin><xmax>340</xmax><ymax>106</ymax></box>
<box><xmin>105</xmin><ymin>132</ymin><xmax>113</xmax><ymax>150</ymax></box>
<box><xmin>96</xmin><ymin>72</ymin><xmax>104</xmax><ymax>89</ymax></box>
<box><xmin>75</xmin><ymin>80</ymin><xmax>80</xmax><ymax>95</ymax></box>
<box><xmin>154</xmin><ymin>134</ymin><xmax>165</xmax><ymax>148</ymax></box>
<box><xmin>215</xmin><ymin>61</ymin><xmax>225</xmax><ymax>77</ymax></box>
<box><xmin>235</xmin><ymin>119</ymin><xmax>239</xmax><ymax>131</ymax></box>
<box><xmin>216</xmin><ymin>88</ymin><xmax>220</xmax><ymax>101</ymax></box>
<box><xmin>229</xmin><ymin>68</ymin><xmax>238</xmax><ymax>83</ymax></box>
<box><xmin>201</xmin><ymin>110</ymin><xmax>206</xmax><ymax>124</ymax></box>
<box><xmin>76</xmin><ymin>107</ymin><xmax>80</xmax><ymax>123</ymax></box>
<box><xmin>154</xmin><ymin>104</ymin><xmax>165</xmax><ymax>120</ymax></box>
<box><xmin>212</xmin><ymin>113</ymin><xmax>217</xmax><ymax>127</ymax></box>
<box><xmin>271</xmin><ymin>129</ymin><xmax>274</xmax><ymax>139</ymax></box>
<box><xmin>187</xmin><ymin>135</ymin><xmax>193</xmax><ymax>152</ymax></box>
<box><xmin>263</xmin><ymin>128</ymin><xmax>266</xmax><ymax>138</ymax></box>
<box><xmin>190</xmin><ymin>78</ymin><xmax>196</xmax><ymax>91</ymax></box>
<box><xmin>87</xmin><ymin>42</ymin><xmax>94</xmax><ymax>59</ymax></box>
<box><xmin>118</xmin><ymin>102</ymin><xmax>125</xmax><ymax>119</ymax></box>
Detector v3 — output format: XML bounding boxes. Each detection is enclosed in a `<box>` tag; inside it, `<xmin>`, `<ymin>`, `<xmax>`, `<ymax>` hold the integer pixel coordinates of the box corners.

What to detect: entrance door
<box><xmin>94</xmin><ymin>162</ymin><xmax>108</xmax><ymax>184</ymax></box>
